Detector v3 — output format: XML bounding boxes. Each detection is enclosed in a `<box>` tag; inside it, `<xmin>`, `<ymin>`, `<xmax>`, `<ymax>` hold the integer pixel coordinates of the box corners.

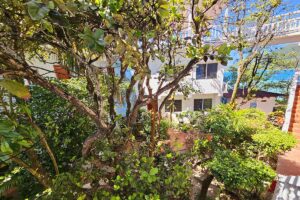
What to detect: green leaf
<box><xmin>41</xmin><ymin>19</ymin><xmax>53</xmax><ymax>33</ymax></box>
<box><xmin>17</xmin><ymin>140</ymin><xmax>32</xmax><ymax>148</ymax></box>
<box><xmin>0</xmin><ymin>120</ymin><xmax>15</xmax><ymax>133</ymax></box>
<box><xmin>0</xmin><ymin>141</ymin><xmax>13</xmax><ymax>154</ymax></box>
<box><xmin>79</xmin><ymin>28</ymin><xmax>105</xmax><ymax>52</ymax></box>
<box><xmin>48</xmin><ymin>1</ymin><xmax>55</xmax><ymax>9</ymax></box>
<box><xmin>149</xmin><ymin>167</ymin><xmax>158</xmax><ymax>176</ymax></box>
<box><xmin>0</xmin><ymin>80</ymin><xmax>31</xmax><ymax>99</ymax></box>
<box><xmin>27</xmin><ymin>0</ymin><xmax>50</xmax><ymax>21</ymax></box>
<box><xmin>93</xmin><ymin>29</ymin><xmax>104</xmax><ymax>39</ymax></box>
<box><xmin>77</xmin><ymin>194</ymin><xmax>86</xmax><ymax>200</ymax></box>
<box><xmin>0</xmin><ymin>154</ymin><xmax>9</xmax><ymax>162</ymax></box>
<box><xmin>0</xmin><ymin>131</ymin><xmax>21</xmax><ymax>139</ymax></box>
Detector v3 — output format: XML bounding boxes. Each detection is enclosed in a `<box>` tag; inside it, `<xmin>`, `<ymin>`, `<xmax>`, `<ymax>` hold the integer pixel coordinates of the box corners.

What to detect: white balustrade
<box><xmin>178</xmin><ymin>10</ymin><xmax>300</xmax><ymax>44</ymax></box>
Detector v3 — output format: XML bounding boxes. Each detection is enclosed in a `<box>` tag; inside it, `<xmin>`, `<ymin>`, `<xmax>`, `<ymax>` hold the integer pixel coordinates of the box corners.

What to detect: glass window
<box><xmin>196</xmin><ymin>64</ymin><xmax>206</xmax><ymax>79</ymax></box>
<box><xmin>194</xmin><ymin>99</ymin><xmax>203</xmax><ymax>111</ymax></box>
<box><xmin>165</xmin><ymin>100</ymin><xmax>182</xmax><ymax>112</ymax></box>
<box><xmin>203</xmin><ymin>99</ymin><xmax>213</xmax><ymax>109</ymax></box>
<box><xmin>194</xmin><ymin>99</ymin><xmax>212</xmax><ymax>111</ymax></box>
<box><xmin>250</xmin><ymin>102</ymin><xmax>257</xmax><ymax>108</ymax></box>
<box><xmin>207</xmin><ymin>63</ymin><xmax>218</xmax><ymax>78</ymax></box>
<box><xmin>196</xmin><ymin>63</ymin><xmax>218</xmax><ymax>79</ymax></box>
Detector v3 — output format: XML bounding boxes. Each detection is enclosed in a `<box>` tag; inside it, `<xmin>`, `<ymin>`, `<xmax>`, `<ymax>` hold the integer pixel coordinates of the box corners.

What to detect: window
<box><xmin>194</xmin><ymin>99</ymin><xmax>203</xmax><ymax>111</ymax></box>
<box><xmin>165</xmin><ymin>100</ymin><xmax>182</xmax><ymax>112</ymax></box>
<box><xmin>250</xmin><ymin>102</ymin><xmax>257</xmax><ymax>108</ymax></box>
<box><xmin>194</xmin><ymin>99</ymin><xmax>212</xmax><ymax>111</ymax></box>
<box><xmin>196</xmin><ymin>63</ymin><xmax>218</xmax><ymax>79</ymax></box>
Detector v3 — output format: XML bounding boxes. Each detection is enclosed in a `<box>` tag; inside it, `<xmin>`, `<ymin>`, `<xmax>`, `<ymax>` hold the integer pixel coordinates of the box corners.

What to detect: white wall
<box><xmin>27</xmin><ymin>54</ymin><xmax>58</xmax><ymax>78</ymax></box>
<box><xmin>159</xmin><ymin>93</ymin><xmax>220</xmax><ymax>115</ymax></box>
<box><xmin>236</xmin><ymin>97</ymin><xmax>277</xmax><ymax>114</ymax></box>
<box><xmin>149</xmin><ymin>57</ymin><xmax>226</xmax><ymax>97</ymax></box>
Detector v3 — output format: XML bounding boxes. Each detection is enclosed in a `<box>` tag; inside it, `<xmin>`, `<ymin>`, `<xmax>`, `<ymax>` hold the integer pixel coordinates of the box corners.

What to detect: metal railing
<box><xmin>179</xmin><ymin>10</ymin><xmax>300</xmax><ymax>44</ymax></box>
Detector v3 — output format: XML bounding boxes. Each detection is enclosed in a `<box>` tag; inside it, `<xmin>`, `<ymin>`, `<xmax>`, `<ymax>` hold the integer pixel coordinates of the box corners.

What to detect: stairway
<box><xmin>289</xmin><ymin>86</ymin><xmax>300</xmax><ymax>139</ymax></box>
<box><xmin>273</xmin><ymin>75</ymin><xmax>300</xmax><ymax>199</ymax></box>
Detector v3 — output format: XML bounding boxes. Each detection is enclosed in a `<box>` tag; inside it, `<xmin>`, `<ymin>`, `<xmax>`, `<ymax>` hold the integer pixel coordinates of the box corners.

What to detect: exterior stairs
<box><xmin>273</xmin><ymin>85</ymin><xmax>300</xmax><ymax>200</ymax></box>
<box><xmin>289</xmin><ymin>86</ymin><xmax>300</xmax><ymax>139</ymax></box>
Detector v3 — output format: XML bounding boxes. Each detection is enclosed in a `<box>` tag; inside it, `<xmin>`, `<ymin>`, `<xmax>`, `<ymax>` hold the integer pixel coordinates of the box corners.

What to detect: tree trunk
<box><xmin>149</xmin><ymin>98</ymin><xmax>158</xmax><ymax>157</ymax></box>
<box><xmin>230</xmin><ymin>68</ymin><xmax>243</xmax><ymax>105</ymax></box>
<box><xmin>196</xmin><ymin>174</ymin><xmax>214</xmax><ymax>200</ymax></box>
<box><xmin>30</xmin><ymin>121</ymin><xmax>59</xmax><ymax>175</ymax></box>
<box><xmin>11</xmin><ymin>157</ymin><xmax>50</xmax><ymax>188</ymax></box>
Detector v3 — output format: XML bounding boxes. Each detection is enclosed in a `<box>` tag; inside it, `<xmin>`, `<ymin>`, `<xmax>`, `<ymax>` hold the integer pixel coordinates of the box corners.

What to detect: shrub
<box><xmin>253</xmin><ymin>128</ymin><xmax>296</xmax><ymax>156</ymax></box>
<box><xmin>208</xmin><ymin>151</ymin><xmax>276</xmax><ymax>198</ymax></box>
<box><xmin>193</xmin><ymin>105</ymin><xmax>296</xmax><ymax>199</ymax></box>
<box><xmin>176</xmin><ymin>111</ymin><xmax>205</xmax><ymax>132</ymax></box>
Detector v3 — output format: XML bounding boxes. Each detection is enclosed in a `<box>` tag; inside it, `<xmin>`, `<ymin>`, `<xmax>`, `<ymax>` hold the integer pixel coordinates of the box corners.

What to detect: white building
<box><xmin>148</xmin><ymin>57</ymin><xmax>227</xmax><ymax>115</ymax></box>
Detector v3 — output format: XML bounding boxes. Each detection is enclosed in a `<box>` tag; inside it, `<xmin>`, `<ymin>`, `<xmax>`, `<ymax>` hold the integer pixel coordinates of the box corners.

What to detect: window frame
<box><xmin>194</xmin><ymin>98</ymin><xmax>213</xmax><ymax>111</ymax></box>
<box><xmin>195</xmin><ymin>63</ymin><xmax>218</xmax><ymax>80</ymax></box>
<box><xmin>165</xmin><ymin>100</ymin><xmax>182</xmax><ymax>112</ymax></box>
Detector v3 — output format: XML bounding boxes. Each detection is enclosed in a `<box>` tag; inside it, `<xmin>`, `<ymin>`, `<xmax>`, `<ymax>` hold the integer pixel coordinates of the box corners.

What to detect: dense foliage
<box><xmin>0</xmin><ymin>0</ymin><xmax>297</xmax><ymax>199</ymax></box>
<box><xmin>193</xmin><ymin>105</ymin><xmax>296</xmax><ymax>199</ymax></box>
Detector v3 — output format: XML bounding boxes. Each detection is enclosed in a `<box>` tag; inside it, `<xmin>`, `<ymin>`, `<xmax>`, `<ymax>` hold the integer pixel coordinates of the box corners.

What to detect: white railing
<box><xmin>282</xmin><ymin>70</ymin><xmax>300</xmax><ymax>132</ymax></box>
<box><xmin>179</xmin><ymin>10</ymin><xmax>300</xmax><ymax>44</ymax></box>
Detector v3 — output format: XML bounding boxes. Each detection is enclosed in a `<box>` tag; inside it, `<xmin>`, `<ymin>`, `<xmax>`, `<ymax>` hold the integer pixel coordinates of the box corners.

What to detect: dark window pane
<box><xmin>250</xmin><ymin>102</ymin><xmax>257</xmax><ymax>108</ymax></box>
<box><xmin>196</xmin><ymin>64</ymin><xmax>206</xmax><ymax>79</ymax></box>
<box><xmin>165</xmin><ymin>100</ymin><xmax>182</xmax><ymax>112</ymax></box>
<box><xmin>207</xmin><ymin>63</ymin><xmax>218</xmax><ymax>78</ymax></box>
<box><xmin>194</xmin><ymin>99</ymin><xmax>203</xmax><ymax>111</ymax></box>
<box><xmin>165</xmin><ymin>100</ymin><xmax>171</xmax><ymax>112</ymax></box>
<box><xmin>203</xmin><ymin>99</ymin><xmax>212</xmax><ymax>109</ymax></box>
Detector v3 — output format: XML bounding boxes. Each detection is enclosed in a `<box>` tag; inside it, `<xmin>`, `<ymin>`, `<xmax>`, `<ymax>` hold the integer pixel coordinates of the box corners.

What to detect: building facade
<box><xmin>148</xmin><ymin>58</ymin><xmax>227</xmax><ymax>116</ymax></box>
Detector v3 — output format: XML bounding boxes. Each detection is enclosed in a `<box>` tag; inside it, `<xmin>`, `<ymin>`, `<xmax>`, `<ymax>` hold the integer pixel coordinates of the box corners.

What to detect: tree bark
<box><xmin>11</xmin><ymin>157</ymin><xmax>50</xmax><ymax>188</ymax></box>
<box><xmin>149</xmin><ymin>98</ymin><xmax>158</xmax><ymax>157</ymax></box>
<box><xmin>82</xmin><ymin>129</ymin><xmax>107</xmax><ymax>157</ymax></box>
<box><xmin>30</xmin><ymin>121</ymin><xmax>59</xmax><ymax>175</ymax></box>
<box><xmin>230</xmin><ymin>70</ymin><xmax>242</xmax><ymax>105</ymax></box>
<box><xmin>196</xmin><ymin>174</ymin><xmax>214</xmax><ymax>200</ymax></box>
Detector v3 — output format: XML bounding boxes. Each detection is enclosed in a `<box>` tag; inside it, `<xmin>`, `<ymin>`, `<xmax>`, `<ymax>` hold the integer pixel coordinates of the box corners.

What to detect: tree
<box><xmin>225</xmin><ymin>44</ymin><xmax>300</xmax><ymax>110</ymax></box>
<box><xmin>0</xmin><ymin>83</ymin><xmax>56</xmax><ymax>188</ymax></box>
<box><xmin>216</xmin><ymin>0</ymin><xmax>284</xmax><ymax>104</ymax></box>
<box><xmin>0</xmin><ymin>0</ymin><xmax>233</xmax><ymax>198</ymax></box>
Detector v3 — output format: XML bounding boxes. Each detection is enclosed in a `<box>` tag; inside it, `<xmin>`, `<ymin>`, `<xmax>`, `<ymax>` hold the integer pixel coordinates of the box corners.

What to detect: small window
<box><xmin>194</xmin><ymin>99</ymin><xmax>203</xmax><ymax>111</ymax></box>
<box><xmin>203</xmin><ymin>99</ymin><xmax>213</xmax><ymax>109</ymax></box>
<box><xmin>250</xmin><ymin>102</ymin><xmax>257</xmax><ymax>108</ymax></box>
<box><xmin>194</xmin><ymin>99</ymin><xmax>212</xmax><ymax>111</ymax></box>
<box><xmin>207</xmin><ymin>63</ymin><xmax>217</xmax><ymax>78</ymax></box>
<box><xmin>196</xmin><ymin>64</ymin><xmax>206</xmax><ymax>79</ymax></box>
<box><xmin>165</xmin><ymin>100</ymin><xmax>182</xmax><ymax>112</ymax></box>
<box><xmin>196</xmin><ymin>63</ymin><xmax>218</xmax><ymax>79</ymax></box>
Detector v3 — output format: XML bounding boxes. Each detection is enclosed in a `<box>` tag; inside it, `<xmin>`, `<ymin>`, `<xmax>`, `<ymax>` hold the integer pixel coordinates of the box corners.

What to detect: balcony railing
<box><xmin>179</xmin><ymin>10</ymin><xmax>300</xmax><ymax>44</ymax></box>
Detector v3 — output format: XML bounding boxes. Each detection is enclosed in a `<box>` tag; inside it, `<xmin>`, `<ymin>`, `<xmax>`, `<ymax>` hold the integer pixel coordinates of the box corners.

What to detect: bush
<box><xmin>29</xmin><ymin>78</ymin><xmax>96</xmax><ymax>171</ymax></box>
<box><xmin>208</xmin><ymin>151</ymin><xmax>276</xmax><ymax>198</ymax></box>
<box><xmin>135</xmin><ymin>109</ymin><xmax>172</xmax><ymax>140</ymax></box>
<box><xmin>268</xmin><ymin>111</ymin><xmax>285</xmax><ymax>128</ymax></box>
<box><xmin>193</xmin><ymin>105</ymin><xmax>296</xmax><ymax>199</ymax></box>
<box><xmin>253</xmin><ymin>128</ymin><xmax>296</xmax><ymax>156</ymax></box>
<box><xmin>176</xmin><ymin>111</ymin><xmax>205</xmax><ymax>132</ymax></box>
